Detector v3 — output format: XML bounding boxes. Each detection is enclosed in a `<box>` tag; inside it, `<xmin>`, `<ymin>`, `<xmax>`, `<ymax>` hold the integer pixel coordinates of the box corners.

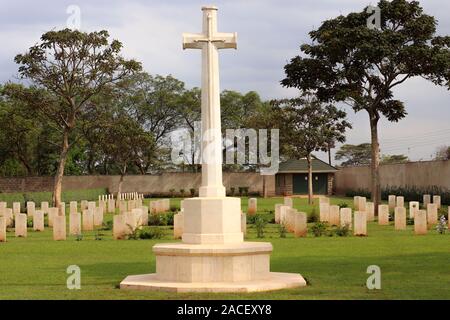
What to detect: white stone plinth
<box><xmin>120</xmin><ymin>242</ymin><xmax>306</xmax><ymax>293</ymax></box>
<box><xmin>182</xmin><ymin>197</ymin><xmax>243</xmax><ymax>245</ymax></box>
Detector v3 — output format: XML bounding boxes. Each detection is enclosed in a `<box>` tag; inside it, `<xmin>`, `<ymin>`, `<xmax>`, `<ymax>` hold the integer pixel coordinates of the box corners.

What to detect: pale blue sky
<box><xmin>0</xmin><ymin>0</ymin><xmax>449</xmax><ymax>163</ymax></box>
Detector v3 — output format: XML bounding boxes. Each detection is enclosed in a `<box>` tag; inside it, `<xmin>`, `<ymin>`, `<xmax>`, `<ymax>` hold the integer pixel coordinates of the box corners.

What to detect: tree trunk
<box><xmin>307</xmin><ymin>153</ymin><xmax>314</xmax><ymax>205</ymax></box>
<box><xmin>117</xmin><ymin>165</ymin><xmax>127</xmax><ymax>197</ymax></box>
<box><xmin>370</xmin><ymin>116</ymin><xmax>381</xmax><ymax>215</ymax></box>
<box><xmin>328</xmin><ymin>145</ymin><xmax>332</xmax><ymax>166</ymax></box>
<box><xmin>52</xmin><ymin>129</ymin><xmax>70</xmax><ymax>208</ymax></box>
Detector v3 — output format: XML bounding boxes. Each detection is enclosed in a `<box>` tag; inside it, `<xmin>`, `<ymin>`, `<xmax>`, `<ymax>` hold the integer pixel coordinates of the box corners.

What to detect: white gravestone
<box><xmin>27</xmin><ymin>202</ymin><xmax>35</xmax><ymax>217</ymax></box>
<box><xmin>366</xmin><ymin>202</ymin><xmax>375</xmax><ymax>222</ymax></box>
<box><xmin>378</xmin><ymin>205</ymin><xmax>389</xmax><ymax>225</ymax></box>
<box><xmin>414</xmin><ymin>210</ymin><xmax>427</xmax><ymax>235</ymax></box>
<box><xmin>394</xmin><ymin>207</ymin><xmax>406</xmax><ymax>230</ymax></box>
<box><xmin>340</xmin><ymin>208</ymin><xmax>352</xmax><ymax>229</ymax></box>
<box><xmin>53</xmin><ymin>215</ymin><xmax>66</xmax><ymax>241</ymax></box>
<box><xmin>69</xmin><ymin>212</ymin><xmax>81</xmax><ymax>235</ymax></box>
<box><xmin>354</xmin><ymin>212</ymin><xmax>367</xmax><ymax>236</ymax></box>
<box><xmin>82</xmin><ymin>210</ymin><xmax>94</xmax><ymax>231</ymax></box>
<box><xmin>388</xmin><ymin>195</ymin><xmax>396</xmax><ymax>211</ymax></box>
<box><xmin>13</xmin><ymin>202</ymin><xmax>21</xmax><ymax>215</ymax></box>
<box><xmin>15</xmin><ymin>213</ymin><xmax>27</xmax><ymax>237</ymax></box>
<box><xmin>426</xmin><ymin>203</ymin><xmax>438</xmax><ymax>225</ymax></box>
<box><xmin>33</xmin><ymin>210</ymin><xmax>45</xmax><ymax>232</ymax></box>
<box><xmin>432</xmin><ymin>195</ymin><xmax>441</xmax><ymax>209</ymax></box>
<box><xmin>70</xmin><ymin>201</ymin><xmax>78</xmax><ymax>216</ymax></box>
<box><xmin>0</xmin><ymin>217</ymin><xmax>6</xmax><ymax>242</ymax></box>
<box><xmin>396</xmin><ymin>196</ymin><xmax>404</xmax><ymax>208</ymax></box>
<box><xmin>319</xmin><ymin>203</ymin><xmax>330</xmax><ymax>223</ymax></box>
<box><xmin>294</xmin><ymin>212</ymin><xmax>307</xmax><ymax>237</ymax></box>
<box><xmin>409</xmin><ymin>201</ymin><xmax>419</xmax><ymax>219</ymax></box>
<box><xmin>423</xmin><ymin>194</ymin><xmax>431</xmax><ymax>208</ymax></box>
<box><xmin>329</xmin><ymin>205</ymin><xmax>340</xmax><ymax>226</ymax></box>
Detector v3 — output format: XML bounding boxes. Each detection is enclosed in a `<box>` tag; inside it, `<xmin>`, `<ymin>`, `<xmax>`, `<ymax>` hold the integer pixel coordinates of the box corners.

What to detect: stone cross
<box><xmin>183</xmin><ymin>6</ymin><xmax>237</xmax><ymax>198</ymax></box>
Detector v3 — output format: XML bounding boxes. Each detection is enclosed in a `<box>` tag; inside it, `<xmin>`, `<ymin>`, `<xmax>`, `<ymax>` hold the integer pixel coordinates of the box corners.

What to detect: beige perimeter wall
<box><xmin>334</xmin><ymin>160</ymin><xmax>450</xmax><ymax>194</ymax></box>
<box><xmin>0</xmin><ymin>172</ymin><xmax>276</xmax><ymax>196</ymax></box>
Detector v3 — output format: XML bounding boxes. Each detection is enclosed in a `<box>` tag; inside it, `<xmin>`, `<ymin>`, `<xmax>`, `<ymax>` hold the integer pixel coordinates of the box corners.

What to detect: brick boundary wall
<box><xmin>334</xmin><ymin>160</ymin><xmax>450</xmax><ymax>194</ymax></box>
<box><xmin>0</xmin><ymin>172</ymin><xmax>276</xmax><ymax>196</ymax></box>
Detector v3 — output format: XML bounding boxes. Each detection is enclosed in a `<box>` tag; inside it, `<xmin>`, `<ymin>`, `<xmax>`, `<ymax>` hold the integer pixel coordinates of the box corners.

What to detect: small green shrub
<box><xmin>436</xmin><ymin>215</ymin><xmax>448</xmax><ymax>234</ymax></box>
<box><xmin>169</xmin><ymin>189</ymin><xmax>176</xmax><ymax>198</ymax></box>
<box><xmin>338</xmin><ymin>202</ymin><xmax>349</xmax><ymax>208</ymax></box>
<box><xmin>180</xmin><ymin>189</ymin><xmax>185</xmax><ymax>197</ymax></box>
<box><xmin>308</xmin><ymin>208</ymin><xmax>319</xmax><ymax>223</ymax></box>
<box><xmin>100</xmin><ymin>220</ymin><xmax>113</xmax><ymax>231</ymax></box>
<box><xmin>311</xmin><ymin>222</ymin><xmax>328</xmax><ymax>237</ymax></box>
<box><xmin>406</xmin><ymin>217</ymin><xmax>414</xmax><ymax>226</ymax></box>
<box><xmin>334</xmin><ymin>224</ymin><xmax>351</xmax><ymax>237</ymax></box>
<box><xmin>230</xmin><ymin>187</ymin><xmax>235</xmax><ymax>196</ymax></box>
<box><xmin>190</xmin><ymin>188</ymin><xmax>196</xmax><ymax>197</ymax></box>
<box><xmin>278</xmin><ymin>223</ymin><xmax>287</xmax><ymax>238</ymax></box>
<box><xmin>254</xmin><ymin>215</ymin><xmax>267</xmax><ymax>238</ymax></box>
<box><xmin>138</xmin><ymin>227</ymin><xmax>165</xmax><ymax>239</ymax></box>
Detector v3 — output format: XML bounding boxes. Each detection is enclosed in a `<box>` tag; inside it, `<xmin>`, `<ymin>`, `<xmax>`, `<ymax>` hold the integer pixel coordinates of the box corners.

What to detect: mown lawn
<box><xmin>0</xmin><ymin>197</ymin><xmax>449</xmax><ymax>300</ymax></box>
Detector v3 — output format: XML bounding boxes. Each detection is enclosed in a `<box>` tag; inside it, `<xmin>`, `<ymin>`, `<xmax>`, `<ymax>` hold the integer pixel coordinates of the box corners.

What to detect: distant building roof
<box><xmin>278</xmin><ymin>159</ymin><xmax>338</xmax><ymax>173</ymax></box>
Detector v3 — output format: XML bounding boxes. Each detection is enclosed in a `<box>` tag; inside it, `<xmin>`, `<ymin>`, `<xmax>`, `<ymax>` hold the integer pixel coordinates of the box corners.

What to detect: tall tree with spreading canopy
<box><xmin>335</xmin><ymin>143</ymin><xmax>373</xmax><ymax>167</ymax></box>
<box><xmin>274</xmin><ymin>96</ymin><xmax>351</xmax><ymax>204</ymax></box>
<box><xmin>12</xmin><ymin>29</ymin><xmax>141</xmax><ymax>207</ymax></box>
<box><xmin>281</xmin><ymin>0</ymin><xmax>450</xmax><ymax>211</ymax></box>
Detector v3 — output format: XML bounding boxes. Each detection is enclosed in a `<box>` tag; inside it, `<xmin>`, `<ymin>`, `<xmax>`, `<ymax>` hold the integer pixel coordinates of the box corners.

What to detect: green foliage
<box><xmin>100</xmin><ymin>220</ymin><xmax>113</xmax><ymax>231</ymax></box>
<box><xmin>338</xmin><ymin>202</ymin><xmax>349</xmax><ymax>208</ymax></box>
<box><xmin>436</xmin><ymin>215</ymin><xmax>448</xmax><ymax>234</ymax></box>
<box><xmin>169</xmin><ymin>189</ymin><xmax>175</xmax><ymax>198</ymax></box>
<box><xmin>345</xmin><ymin>188</ymin><xmax>372</xmax><ymax>199</ymax></box>
<box><xmin>148</xmin><ymin>212</ymin><xmax>175</xmax><ymax>226</ymax></box>
<box><xmin>308</xmin><ymin>208</ymin><xmax>319</xmax><ymax>223</ymax></box>
<box><xmin>278</xmin><ymin>223</ymin><xmax>287</xmax><ymax>238</ymax></box>
<box><xmin>334</xmin><ymin>224</ymin><xmax>351</xmax><ymax>237</ymax></box>
<box><xmin>335</xmin><ymin>143</ymin><xmax>371</xmax><ymax>167</ymax></box>
<box><xmin>230</xmin><ymin>187</ymin><xmax>235</xmax><ymax>196</ymax></box>
<box><xmin>190</xmin><ymin>188</ymin><xmax>196</xmax><ymax>197</ymax></box>
<box><xmin>254</xmin><ymin>215</ymin><xmax>267</xmax><ymax>238</ymax></box>
<box><xmin>138</xmin><ymin>227</ymin><xmax>164</xmax><ymax>240</ymax></box>
<box><xmin>311</xmin><ymin>222</ymin><xmax>328</xmax><ymax>237</ymax></box>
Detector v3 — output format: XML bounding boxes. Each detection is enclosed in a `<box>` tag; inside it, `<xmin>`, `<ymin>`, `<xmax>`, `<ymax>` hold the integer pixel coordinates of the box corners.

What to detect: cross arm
<box><xmin>182</xmin><ymin>33</ymin><xmax>204</xmax><ymax>49</ymax></box>
<box><xmin>215</xmin><ymin>32</ymin><xmax>237</xmax><ymax>49</ymax></box>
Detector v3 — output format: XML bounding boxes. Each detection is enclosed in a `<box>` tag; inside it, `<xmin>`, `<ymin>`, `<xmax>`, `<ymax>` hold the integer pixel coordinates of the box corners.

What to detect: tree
<box><xmin>282</xmin><ymin>0</ymin><xmax>450</xmax><ymax>212</ymax></box>
<box><xmin>275</xmin><ymin>96</ymin><xmax>351</xmax><ymax>204</ymax></box>
<box><xmin>434</xmin><ymin>145</ymin><xmax>450</xmax><ymax>160</ymax></box>
<box><xmin>335</xmin><ymin>143</ymin><xmax>372</xmax><ymax>167</ymax></box>
<box><xmin>12</xmin><ymin>29</ymin><xmax>141</xmax><ymax>207</ymax></box>
<box><xmin>0</xmin><ymin>85</ymin><xmax>41</xmax><ymax>176</ymax></box>
<box><xmin>97</xmin><ymin>113</ymin><xmax>155</xmax><ymax>195</ymax></box>
<box><xmin>380</xmin><ymin>154</ymin><xmax>409</xmax><ymax>164</ymax></box>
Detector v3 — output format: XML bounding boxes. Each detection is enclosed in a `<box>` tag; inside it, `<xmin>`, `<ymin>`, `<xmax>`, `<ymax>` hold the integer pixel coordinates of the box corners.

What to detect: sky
<box><xmin>0</xmin><ymin>0</ymin><xmax>449</xmax><ymax>164</ymax></box>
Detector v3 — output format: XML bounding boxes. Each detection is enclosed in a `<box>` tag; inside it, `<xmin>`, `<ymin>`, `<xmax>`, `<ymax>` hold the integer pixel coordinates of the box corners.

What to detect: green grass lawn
<box><xmin>0</xmin><ymin>196</ymin><xmax>449</xmax><ymax>300</ymax></box>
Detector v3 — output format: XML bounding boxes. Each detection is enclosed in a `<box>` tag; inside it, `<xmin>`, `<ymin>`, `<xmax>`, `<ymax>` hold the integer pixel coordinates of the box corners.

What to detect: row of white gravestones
<box><xmin>273</xmin><ymin>204</ymin><xmax>308</xmax><ymax>238</ymax></box>
<box><xmin>149</xmin><ymin>199</ymin><xmax>170</xmax><ymax>214</ymax></box>
<box><xmin>117</xmin><ymin>192</ymin><xmax>144</xmax><ymax>201</ymax></box>
<box><xmin>99</xmin><ymin>194</ymin><xmax>114</xmax><ymax>202</ymax></box>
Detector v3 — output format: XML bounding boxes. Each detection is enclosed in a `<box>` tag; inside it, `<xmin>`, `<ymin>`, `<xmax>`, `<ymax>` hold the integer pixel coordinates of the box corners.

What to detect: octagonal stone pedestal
<box><xmin>120</xmin><ymin>242</ymin><xmax>306</xmax><ymax>293</ymax></box>
<box><xmin>120</xmin><ymin>197</ymin><xmax>306</xmax><ymax>293</ymax></box>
